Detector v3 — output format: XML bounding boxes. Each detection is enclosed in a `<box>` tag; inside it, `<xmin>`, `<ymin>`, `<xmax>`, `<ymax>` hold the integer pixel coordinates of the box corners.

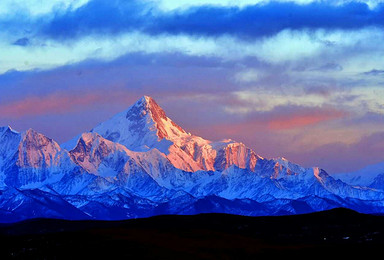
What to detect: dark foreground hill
<box><xmin>1</xmin><ymin>208</ymin><xmax>384</xmax><ymax>259</ymax></box>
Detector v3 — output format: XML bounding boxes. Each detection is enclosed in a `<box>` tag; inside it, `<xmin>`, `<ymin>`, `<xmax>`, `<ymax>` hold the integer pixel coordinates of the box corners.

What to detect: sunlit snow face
<box><xmin>0</xmin><ymin>0</ymin><xmax>384</xmax><ymax>173</ymax></box>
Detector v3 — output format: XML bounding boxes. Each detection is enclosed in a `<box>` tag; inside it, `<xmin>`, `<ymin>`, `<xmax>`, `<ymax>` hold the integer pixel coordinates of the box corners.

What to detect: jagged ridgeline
<box><xmin>1</xmin><ymin>96</ymin><xmax>384</xmax><ymax>222</ymax></box>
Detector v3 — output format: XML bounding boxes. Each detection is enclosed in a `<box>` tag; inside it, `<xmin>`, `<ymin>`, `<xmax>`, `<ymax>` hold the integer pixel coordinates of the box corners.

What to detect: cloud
<box><xmin>185</xmin><ymin>101</ymin><xmax>381</xmax><ymax>173</ymax></box>
<box><xmin>153</xmin><ymin>0</ymin><xmax>384</xmax><ymax>11</ymax></box>
<box><xmin>1</xmin><ymin>0</ymin><xmax>384</xmax><ymax>172</ymax></box>
<box><xmin>0</xmin><ymin>0</ymin><xmax>90</xmax><ymax>17</ymax></box>
<box><xmin>154</xmin><ymin>2</ymin><xmax>384</xmax><ymax>40</ymax></box>
<box><xmin>348</xmin><ymin>111</ymin><xmax>384</xmax><ymax>125</ymax></box>
<box><xmin>3</xmin><ymin>0</ymin><xmax>384</xmax><ymax>42</ymax></box>
<box><xmin>231</xmin><ymin>89</ymin><xmax>330</xmax><ymax>113</ymax></box>
<box><xmin>292</xmin><ymin>131</ymin><xmax>384</xmax><ymax>173</ymax></box>
<box><xmin>13</xmin><ymin>37</ymin><xmax>30</xmax><ymax>46</ymax></box>
<box><xmin>0</xmin><ymin>51</ymin><xmax>240</xmax><ymax>125</ymax></box>
<box><xmin>0</xmin><ymin>56</ymin><xmax>381</xmax><ymax>173</ymax></box>
<box><xmin>310</xmin><ymin>63</ymin><xmax>343</xmax><ymax>72</ymax></box>
<box><xmin>0</xmin><ymin>92</ymin><xmax>106</xmax><ymax>119</ymax></box>
<box><xmin>3</xmin><ymin>12</ymin><xmax>384</xmax><ymax>74</ymax></box>
<box><xmin>267</xmin><ymin>108</ymin><xmax>347</xmax><ymax>130</ymax></box>
<box><xmin>33</xmin><ymin>1</ymin><xmax>384</xmax><ymax>41</ymax></box>
<box><xmin>39</xmin><ymin>0</ymin><xmax>149</xmax><ymax>40</ymax></box>
<box><xmin>363</xmin><ymin>69</ymin><xmax>384</xmax><ymax>76</ymax></box>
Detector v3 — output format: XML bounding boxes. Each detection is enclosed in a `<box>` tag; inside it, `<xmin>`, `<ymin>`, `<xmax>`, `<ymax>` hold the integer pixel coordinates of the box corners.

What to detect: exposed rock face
<box><xmin>89</xmin><ymin>96</ymin><xmax>265</xmax><ymax>173</ymax></box>
<box><xmin>17</xmin><ymin>129</ymin><xmax>63</xmax><ymax>168</ymax></box>
<box><xmin>1</xmin><ymin>95</ymin><xmax>384</xmax><ymax>222</ymax></box>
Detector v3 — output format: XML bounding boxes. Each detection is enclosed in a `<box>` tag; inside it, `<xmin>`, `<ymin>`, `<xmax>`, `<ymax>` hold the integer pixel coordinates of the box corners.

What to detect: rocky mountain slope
<box><xmin>0</xmin><ymin>96</ymin><xmax>383</xmax><ymax>222</ymax></box>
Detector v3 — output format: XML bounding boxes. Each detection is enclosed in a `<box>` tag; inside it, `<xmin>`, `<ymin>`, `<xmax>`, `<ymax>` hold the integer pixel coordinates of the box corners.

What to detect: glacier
<box><xmin>0</xmin><ymin>96</ymin><xmax>383</xmax><ymax>222</ymax></box>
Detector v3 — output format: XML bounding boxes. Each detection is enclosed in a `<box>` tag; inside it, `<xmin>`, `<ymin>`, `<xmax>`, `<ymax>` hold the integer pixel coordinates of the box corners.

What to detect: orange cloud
<box><xmin>0</xmin><ymin>93</ymin><xmax>99</xmax><ymax>118</ymax></box>
<box><xmin>268</xmin><ymin>109</ymin><xmax>346</xmax><ymax>130</ymax></box>
<box><xmin>0</xmin><ymin>91</ymin><xmax>136</xmax><ymax>119</ymax></box>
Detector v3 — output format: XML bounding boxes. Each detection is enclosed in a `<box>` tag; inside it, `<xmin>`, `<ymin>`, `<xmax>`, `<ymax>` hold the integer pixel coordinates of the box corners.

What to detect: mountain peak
<box><xmin>140</xmin><ymin>95</ymin><xmax>154</xmax><ymax>103</ymax></box>
<box><xmin>134</xmin><ymin>95</ymin><xmax>153</xmax><ymax>108</ymax></box>
<box><xmin>129</xmin><ymin>95</ymin><xmax>167</xmax><ymax>124</ymax></box>
<box><xmin>134</xmin><ymin>95</ymin><xmax>157</xmax><ymax>106</ymax></box>
<box><xmin>0</xmin><ymin>125</ymin><xmax>18</xmax><ymax>135</ymax></box>
<box><xmin>21</xmin><ymin>128</ymin><xmax>60</xmax><ymax>149</ymax></box>
<box><xmin>125</xmin><ymin>95</ymin><xmax>186</xmax><ymax>140</ymax></box>
<box><xmin>25</xmin><ymin>128</ymin><xmax>37</xmax><ymax>135</ymax></box>
<box><xmin>89</xmin><ymin>95</ymin><xmax>187</xmax><ymax>152</ymax></box>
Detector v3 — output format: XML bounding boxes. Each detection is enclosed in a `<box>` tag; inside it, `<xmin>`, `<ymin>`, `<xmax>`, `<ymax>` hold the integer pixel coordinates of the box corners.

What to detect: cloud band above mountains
<box><xmin>0</xmin><ymin>0</ymin><xmax>383</xmax><ymax>173</ymax></box>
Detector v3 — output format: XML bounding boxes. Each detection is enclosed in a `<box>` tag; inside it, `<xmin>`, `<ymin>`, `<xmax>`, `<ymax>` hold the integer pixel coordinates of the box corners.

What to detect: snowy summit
<box><xmin>0</xmin><ymin>96</ymin><xmax>383</xmax><ymax>222</ymax></box>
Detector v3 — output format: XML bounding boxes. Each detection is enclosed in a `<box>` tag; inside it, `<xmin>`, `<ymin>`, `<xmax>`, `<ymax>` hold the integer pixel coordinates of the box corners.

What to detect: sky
<box><xmin>1</xmin><ymin>0</ymin><xmax>384</xmax><ymax>173</ymax></box>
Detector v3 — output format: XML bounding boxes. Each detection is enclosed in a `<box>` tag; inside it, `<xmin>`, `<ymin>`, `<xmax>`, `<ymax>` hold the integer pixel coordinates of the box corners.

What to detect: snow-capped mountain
<box><xmin>333</xmin><ymin>161</ymin><xmax>384</xmax><ymax>190</ymax></box>
<box><xmin>0</xmin><ymin>96</ymin><xmax>384</xmax><ymax>222</ymax></box>
<box><xmin>71</xmin><ymin>95</ymin><xmax>261</xmax><ymax>173</ymax></box>
<box><xmin>0</xmin><ymin>127</ymin><xmax>76</xmax><ymax>189</ymax></box>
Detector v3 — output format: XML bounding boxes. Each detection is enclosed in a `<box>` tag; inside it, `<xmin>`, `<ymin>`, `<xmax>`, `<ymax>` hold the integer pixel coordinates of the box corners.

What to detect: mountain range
<box><xmin>1</xmin><ymin>95</ymin><xmax>384</xmax><ymax>222</ymax></box>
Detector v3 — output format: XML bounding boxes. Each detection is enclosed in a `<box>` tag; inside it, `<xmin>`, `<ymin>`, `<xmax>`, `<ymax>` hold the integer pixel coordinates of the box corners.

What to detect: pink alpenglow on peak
<box><xmin>85</xmin><ymin>95</ymin><xmax>262</xmax><ymax>173</ymax></box>
<box><xmin>89</xmin><ymin>95</ymin><xmax>187</xmax><ymax>152</ymax></box>
<box><xmin>139</xmin><ymin>95</ymin><xmax>187</xmax><ymax>139</ymax></box>
<box><xmin>17</xmin><ymin>129</ymin><xmax>64</xmax><ymax>168</ymax></box>
<box><xmin>1</xmin><ymin>96</ymin><xmax>384</xmax><ymax>221</ymax></box>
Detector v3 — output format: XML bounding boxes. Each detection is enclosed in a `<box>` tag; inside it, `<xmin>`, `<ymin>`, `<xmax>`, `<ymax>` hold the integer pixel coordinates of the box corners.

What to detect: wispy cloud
<box><xmin>33</xmin><ymin>1</ymin><xmax>384</xmax><ymax>40</ymax></box>
<box><xmin>0</xmin><ymin>90</ymin><xmax>137</xmax><ymax>119</ymax></box>
<box><xmin>363</xmin><ymin>69</ymin><xmax>384</xmax><ymax>76</ymax></box>
<box><xmin>267</xmin><ymin>108</ymin><xmax>346</xmax><ymax>130</ymax></box>
<box><xmin>1</xmin><ymin>0</ymin><xmax>384</xmax><ymax>172</ymax></box>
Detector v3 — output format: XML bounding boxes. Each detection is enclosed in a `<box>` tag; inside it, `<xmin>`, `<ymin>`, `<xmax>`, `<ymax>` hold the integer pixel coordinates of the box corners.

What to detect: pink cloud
<box><xmin>0</xmin><ymin>94</ymin><xmax>98</xmax><ymax>118</ymax></box>
<box><xmin>268</xmin><ymin>109</ymin><xmax>347</xmax><ymax>130</ymax></box>
<box><xmin>0</xmin><ymin>91</ymin><xmax>138</xmax><ymax>119</ymax></box>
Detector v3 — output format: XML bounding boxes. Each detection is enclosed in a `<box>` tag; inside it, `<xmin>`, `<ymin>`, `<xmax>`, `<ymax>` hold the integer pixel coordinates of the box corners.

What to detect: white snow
<box><xmin>2</xmin><ymin>96</ymin><xmax>384</xmax><ymax>219</ymax></box>
<box><xmin>334</xmin><ymin>161</ymin><xmax>384</xmax><ymax>187</ymax></box>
